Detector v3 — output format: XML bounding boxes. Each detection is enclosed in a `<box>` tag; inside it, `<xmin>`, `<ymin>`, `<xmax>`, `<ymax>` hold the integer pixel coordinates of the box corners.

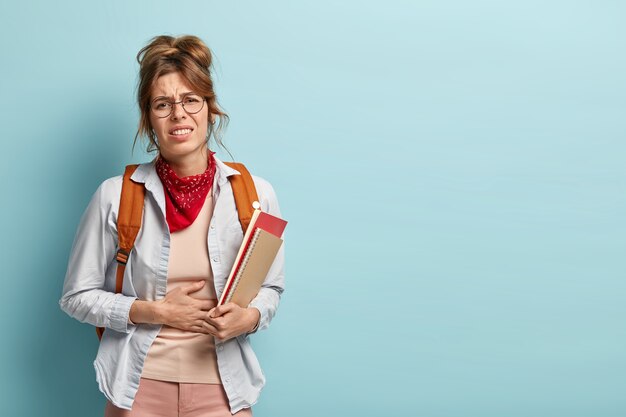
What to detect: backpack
<box><xmin>95</xmin><ymin>161</ymin><xmax>258</xmax><ymax>340</ymax></box>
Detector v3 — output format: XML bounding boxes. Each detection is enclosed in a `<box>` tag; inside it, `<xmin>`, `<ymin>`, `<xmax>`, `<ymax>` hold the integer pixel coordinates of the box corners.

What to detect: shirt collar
<box><xmin>130</xmin><ymin>154</ymin><xmax>241</xmax><ymax>188</ymax></box>
<box><xmin>130</xmin><ymin>154</ymin><xmax>240</xmax><ymax>218</ymax></box>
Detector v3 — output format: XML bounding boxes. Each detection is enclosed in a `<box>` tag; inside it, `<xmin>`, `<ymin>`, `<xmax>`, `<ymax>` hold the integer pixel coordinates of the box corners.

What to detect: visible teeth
<box><xmin>172</xmin><ymin>129</ymin><xmax>192</xmax><ymax>135</ymax></box>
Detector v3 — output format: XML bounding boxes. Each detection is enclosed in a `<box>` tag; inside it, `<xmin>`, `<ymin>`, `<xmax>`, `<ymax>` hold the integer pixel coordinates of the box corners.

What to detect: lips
<box><xmin>169</xmin><ymin>125</ymin><xmax>194</xmax><ymax>135</ymax></box>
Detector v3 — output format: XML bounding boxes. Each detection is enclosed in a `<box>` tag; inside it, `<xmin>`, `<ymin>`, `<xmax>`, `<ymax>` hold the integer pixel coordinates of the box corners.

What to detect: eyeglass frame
<box><xmin>149</xmin><ymin>93</ymin><xmax>207</xmax><ymax>118</ymax></box>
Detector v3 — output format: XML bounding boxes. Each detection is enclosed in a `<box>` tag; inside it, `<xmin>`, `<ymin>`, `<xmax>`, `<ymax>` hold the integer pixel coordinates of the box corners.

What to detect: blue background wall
<box><xmin>0</xmin><ymin>1</ymin><xmax>624</xmax><ymax>416</ymax></box>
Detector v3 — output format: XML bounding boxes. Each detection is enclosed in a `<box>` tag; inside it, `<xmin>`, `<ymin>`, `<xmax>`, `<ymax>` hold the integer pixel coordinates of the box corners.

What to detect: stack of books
<box><xmin>218</xmin><ymin>204</ymin><xmax>288</xmax><ymax>307</ymax></box>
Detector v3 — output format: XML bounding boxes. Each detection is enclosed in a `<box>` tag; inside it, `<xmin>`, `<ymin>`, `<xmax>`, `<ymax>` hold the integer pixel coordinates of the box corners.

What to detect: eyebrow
<box><xmin>152</xmin><ymin>91</ymin><xmax>195</xmax><ymax>101</ymax></box>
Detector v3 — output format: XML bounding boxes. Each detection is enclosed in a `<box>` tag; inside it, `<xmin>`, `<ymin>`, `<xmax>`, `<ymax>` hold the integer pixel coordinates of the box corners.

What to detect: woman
<box><xmin>59</xmin><ymin>34</ymin><xmax>285</xmax><ymax>417</ymax></box>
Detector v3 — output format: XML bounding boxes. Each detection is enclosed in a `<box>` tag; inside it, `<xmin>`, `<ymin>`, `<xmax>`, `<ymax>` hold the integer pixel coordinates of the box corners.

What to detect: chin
<box><xmin>161</xmin><ymin>141</ymin><xmax>206</xmax><ymax>158</ymax></box>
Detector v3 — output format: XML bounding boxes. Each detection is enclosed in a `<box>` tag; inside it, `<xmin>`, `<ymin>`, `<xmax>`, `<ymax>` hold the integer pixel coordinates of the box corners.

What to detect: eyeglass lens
<box><xmin>151</xmin><ymin>94</ymin><xmax>204</xmax><ymax>117</ymax></box>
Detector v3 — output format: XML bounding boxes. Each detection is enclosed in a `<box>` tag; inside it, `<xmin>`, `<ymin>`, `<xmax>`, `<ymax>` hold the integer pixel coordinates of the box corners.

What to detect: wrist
<box><xmin>130</xmin><ymin>300</ymin><xmax>165</xmax><ymax>325</ymax></box>
<box><xmin>151</xmin><ymin>300</ymin><xmax>166</xmax><ymax>324</ymax></box>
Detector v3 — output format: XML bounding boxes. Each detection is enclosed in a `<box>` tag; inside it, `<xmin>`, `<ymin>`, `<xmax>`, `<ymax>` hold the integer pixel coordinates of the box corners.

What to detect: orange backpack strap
<box><xmin>224</xmin><ymin>162</ymin><xmax>259</xmax><ymax>233</ymax></box>
<box><xmin>96</xmin><ymin>164</ymin><xmax>145</xmax><ymax>340</ymax></box>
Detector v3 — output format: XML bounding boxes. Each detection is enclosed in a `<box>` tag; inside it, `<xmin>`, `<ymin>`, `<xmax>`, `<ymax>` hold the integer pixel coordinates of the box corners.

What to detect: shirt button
<box><xmin>210</xmin><ymin>224</ymin><xmax>215</xmax><ymax>229</ymax></box>
<box><xmin>212</xmin><ymin>257</ymin><xmax>219</xmax><ymax>262</ymax></box>
<box><xmin>218</xmin><ymin>345</ymin><xmax>224</xmax><ymax>351</ymax></box>
<box><xmin>224</xmin><ymin>377</ymin><xmax>231</xmax><ymax>383</ymax></box>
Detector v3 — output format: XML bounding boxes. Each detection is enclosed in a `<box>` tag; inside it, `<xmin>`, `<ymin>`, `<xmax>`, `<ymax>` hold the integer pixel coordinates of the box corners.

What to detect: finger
<box><xmin>215</xmin><ymin>332</ymin><xmax>233</xmax><ymax>343</ymax></box>
<box><xmin>190</xmin><ymin>324</ymin><xmax>212</xmax><ymax>334</ymax></box>
<box><xmin>209</xmin><ymin>303</ymin><xmax>235</xmax><ymax>318</ymax></box>
<box><xmin>204</xmin><ymin>311</ymin><xmax>223</xmax><ymax>327</ymax></box>
<box><xmin>202</xmin><ymin>319</ymin><xmax>219</xmax><ymax>330</ymax></box>
<box><xmin>194</xmin><ymin>318</ymin><xmax>217</xmax><ymax>333</ymax></box>
<box><xmin>202</xmin><ymin>321</ymin><xmax>219</xmax><ymax>334</ymax></box>
<box><xmin>181</xmin><ymin>280</ymin><xmax>205</xmax><ymax>295</ymax></box>
<box><xmin>202</xmin><ymin>311</ymin><xmax>217</xmax><ymax>325</ymax></box>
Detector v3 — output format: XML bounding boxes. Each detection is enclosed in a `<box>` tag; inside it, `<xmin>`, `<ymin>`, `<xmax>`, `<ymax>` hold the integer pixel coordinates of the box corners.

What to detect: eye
<box><xmin>185</xmin><ymin>97</ymin><xmax>200</xmax><ymax>103</ymax></box>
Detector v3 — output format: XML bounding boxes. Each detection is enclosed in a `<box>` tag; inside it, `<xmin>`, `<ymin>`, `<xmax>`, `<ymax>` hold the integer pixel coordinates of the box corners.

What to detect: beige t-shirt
<box><xmin>140</xmin><ymin>192</ymin><xmax>221</xmax><ymax>384</ymax></box>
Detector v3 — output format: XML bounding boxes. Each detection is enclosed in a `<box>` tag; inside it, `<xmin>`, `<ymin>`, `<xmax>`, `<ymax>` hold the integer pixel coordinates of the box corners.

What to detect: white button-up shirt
<box><xmin>59</xmin><ymin>156</ymin><xmax>285</xmax><ymax>412</ymax></box>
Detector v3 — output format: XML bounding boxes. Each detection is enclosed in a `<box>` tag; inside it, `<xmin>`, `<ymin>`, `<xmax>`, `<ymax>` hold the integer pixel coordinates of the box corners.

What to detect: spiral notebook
<box><xmin>218</xmin><ymin>209</ymin><xmax>287</xmax><ymax>307</ymax></box>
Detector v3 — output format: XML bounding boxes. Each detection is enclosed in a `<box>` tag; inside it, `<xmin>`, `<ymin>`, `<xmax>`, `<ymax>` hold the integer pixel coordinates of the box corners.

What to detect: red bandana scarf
<box><xmin>155</xmin><ymin>151</ymin><xmax>217</xmax><ymax>233</ymax></box>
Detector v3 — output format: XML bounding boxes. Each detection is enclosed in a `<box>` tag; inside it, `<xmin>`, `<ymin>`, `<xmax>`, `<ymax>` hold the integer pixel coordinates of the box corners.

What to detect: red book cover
<box><xmin>254</xmin><ymin>211</ymin><xmax>288</xmax><ymax>237</ymax></box>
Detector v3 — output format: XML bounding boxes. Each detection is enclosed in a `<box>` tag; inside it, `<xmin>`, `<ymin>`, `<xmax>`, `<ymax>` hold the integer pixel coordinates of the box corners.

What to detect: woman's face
<box><xmin>149</xmin><ymin>72</ymin><xmax>209</xmax><ymax>162</ymax></box>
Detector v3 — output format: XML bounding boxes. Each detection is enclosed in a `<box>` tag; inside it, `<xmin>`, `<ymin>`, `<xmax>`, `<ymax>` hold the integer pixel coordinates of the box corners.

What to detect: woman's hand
<box><xmin>130</xmin><ymin>280</ymin><xmax>215</xmax><ymax>334</ymax></box>
<box><xmin>203</xmin><ymin>303</ymin><xmax>260</xmax><ymax>342</ymax></box>
<box><xmin>152</xmin><ymin>280</ymin><xmax>216</xmax><ymax>333</ymax></box>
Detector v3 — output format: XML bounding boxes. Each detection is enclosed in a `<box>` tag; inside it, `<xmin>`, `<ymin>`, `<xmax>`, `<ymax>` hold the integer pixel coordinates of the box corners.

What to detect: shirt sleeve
<box><xmin>245</xmin><ymin>177</ymin><xmax>285</xmax><ymax>337</ymax></box>
<box><xmin>58</xmin><ymin>178</ymin><xmax>137</xmax><ymax>334</ymax></box>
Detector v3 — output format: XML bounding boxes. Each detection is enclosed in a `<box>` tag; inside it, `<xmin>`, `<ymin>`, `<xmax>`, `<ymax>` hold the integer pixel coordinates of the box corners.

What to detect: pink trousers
<box><xmin>104</xmin><ymin>378</ymin><xmax>253</xmax><ymax>417</ymax></box>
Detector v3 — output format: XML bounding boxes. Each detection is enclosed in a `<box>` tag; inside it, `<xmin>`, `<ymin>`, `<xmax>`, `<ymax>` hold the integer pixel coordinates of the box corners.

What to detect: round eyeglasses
<box><xmin>150</xmin><ymin>93</ymin><xmax>206</xmax><ymax>118</ymax></box>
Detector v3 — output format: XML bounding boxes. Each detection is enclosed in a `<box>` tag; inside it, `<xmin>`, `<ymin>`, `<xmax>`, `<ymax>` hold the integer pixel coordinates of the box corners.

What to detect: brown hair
<box><xmin>133</xmin><ymin>34</ymin><xmax>230</xmax><ymax>156</ymax></box>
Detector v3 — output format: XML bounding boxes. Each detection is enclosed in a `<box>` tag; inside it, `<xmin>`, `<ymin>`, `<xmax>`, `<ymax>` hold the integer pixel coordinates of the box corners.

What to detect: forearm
<box><xmin>59</xmin><ymin>289</ymin><xmax>136</xmax><ymax>333</ymax></box>
<box><xmin>129</xmin><ymin>300</ymin><xmax>165</xmax><ymax>325</ymax></box>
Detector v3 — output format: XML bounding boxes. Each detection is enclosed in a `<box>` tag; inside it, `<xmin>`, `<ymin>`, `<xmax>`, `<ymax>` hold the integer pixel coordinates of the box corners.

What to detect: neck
<box><xmin>160</xmin><ymin>148</ymin><xmax>208</xmax><ymax>178</ymax></box>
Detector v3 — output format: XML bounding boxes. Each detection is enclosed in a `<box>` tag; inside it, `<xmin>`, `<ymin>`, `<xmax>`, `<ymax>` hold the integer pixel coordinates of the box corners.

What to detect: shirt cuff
<box><xmin>249</xmin><ymin>307</ymin><xmax>260</xmax><ymax>332</ymax></box>
<box><xmin>247</xmin><ymin>296</ymin><xmax>270</xmax><ymax>336</ymax></box>
<box><xmin>110</xmin><ymin>294</ymin><xmax>137</xmax><ymax>333</ymax></box>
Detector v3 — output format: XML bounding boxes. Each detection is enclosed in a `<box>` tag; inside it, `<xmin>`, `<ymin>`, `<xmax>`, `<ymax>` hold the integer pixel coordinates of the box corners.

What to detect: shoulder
<box><xmin>89</xmin><ymin>174</ymin><xmax>123</xmax><ymax>214</ymax></box>
<box><xmin>251</xmin><ymin>174</ymin><xmax>281</xmax><ymax>216</ymax></box>
<box><xmin>75</xmin><ymin>175</ymin><xmax>124</xmax><ymax>236</ymax></box>
<box><xmin>251</xmin><ymin>174</ymin><xmax>276</xmax><ymax>197</ymax></box>
<box><xmin>98</xmin><ymin>174</ymin><xmax>123</xmax><ymax>199</ymax></box>
<box><xmin>216</xmin><ymin>158</ymin><xmax>282</xmax><ymax>214</ymax></box>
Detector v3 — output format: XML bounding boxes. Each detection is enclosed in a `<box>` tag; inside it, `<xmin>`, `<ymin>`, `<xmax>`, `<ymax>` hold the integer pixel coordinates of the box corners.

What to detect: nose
<box><xmin>171</xmin><ymin>101</ymin><xmax>186</xmax><ymax>120</ymax></box>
